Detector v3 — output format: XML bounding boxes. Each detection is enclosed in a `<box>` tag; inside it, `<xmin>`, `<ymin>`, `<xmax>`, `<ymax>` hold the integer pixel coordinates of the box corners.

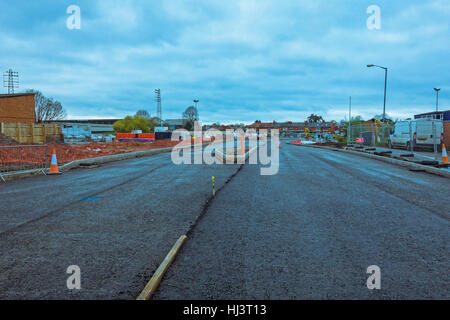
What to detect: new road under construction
<box><xmin>0</xmin><ymin>139</ymin><xmax>449</xmax><ymax>299</ymax></box>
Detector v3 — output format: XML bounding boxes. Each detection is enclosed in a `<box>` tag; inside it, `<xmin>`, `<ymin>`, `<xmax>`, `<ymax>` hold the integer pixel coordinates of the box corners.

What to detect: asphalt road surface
<box><xmin>154</xmin><ymin>143</ymin><xmax>450</xmax><ymax>299</ymax></box>
<box><xmin>1</xmin><ymin>143</ymin><xmax>449</xmax><ymax>299</ymax></box>
<box><xmin>0</xmin><ymin>148</ymin><xmax>240</xmax><ymax>299</ymax></box>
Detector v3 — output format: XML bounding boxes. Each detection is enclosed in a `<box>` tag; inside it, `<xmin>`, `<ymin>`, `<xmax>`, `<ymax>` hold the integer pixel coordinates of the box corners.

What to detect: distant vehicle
<box><xmin>388</xmin><ymin>119</ymin><xmax>443</xmax><ymax>151</ymax></box>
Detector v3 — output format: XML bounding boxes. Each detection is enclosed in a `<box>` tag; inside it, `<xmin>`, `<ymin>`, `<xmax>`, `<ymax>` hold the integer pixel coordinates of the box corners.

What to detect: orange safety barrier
<box><xmin>115</xmin><ymin>133</ymin><xmax>155</xmax><ymax>142</ymax></box>
<box><xmin>138</xmin><ymin>133</ymin><xmax>155</xmax><ymax>140</ymax></box>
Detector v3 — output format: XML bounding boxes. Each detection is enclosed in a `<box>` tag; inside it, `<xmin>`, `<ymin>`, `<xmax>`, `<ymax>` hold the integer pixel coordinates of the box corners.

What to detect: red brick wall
<box><xmin>0</xmin><ymin>94</ymin><xmax>35</xmax><ymax>124</ymax></box>
<box><xmin>443</xmin><ymin>122</ymin><xmax>450</xmax><ymax>147</ymax></box>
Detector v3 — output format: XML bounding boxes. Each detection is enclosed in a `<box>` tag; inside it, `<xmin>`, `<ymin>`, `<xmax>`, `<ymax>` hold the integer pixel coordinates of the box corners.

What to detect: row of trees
<box><xmin>113</xmin><ymin>105</ymin><xmax>199</xmax><ymax>133</ymax></box>
<box><xmin>113</xmin><ymin>111</ymin><xmax>156</xmax><ymax>133</ymax></box>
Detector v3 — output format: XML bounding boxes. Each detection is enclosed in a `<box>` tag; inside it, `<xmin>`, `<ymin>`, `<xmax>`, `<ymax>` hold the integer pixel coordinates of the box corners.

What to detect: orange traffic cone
<box><xmin>442</xmin><ymin>144</ymin><xmax>449</xmax><ymax>163</ymax></box>
<box><xmin>49</xmin><ymin>149</ymin><xmax>62</xmax><ymax>175</ymax></box>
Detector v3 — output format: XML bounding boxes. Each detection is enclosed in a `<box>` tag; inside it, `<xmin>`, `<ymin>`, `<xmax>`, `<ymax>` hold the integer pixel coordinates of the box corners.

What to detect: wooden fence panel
<box><xmin>0</xmin><ymin>123</ymin><xmax>62</xmax><ymax>144</ymax></box>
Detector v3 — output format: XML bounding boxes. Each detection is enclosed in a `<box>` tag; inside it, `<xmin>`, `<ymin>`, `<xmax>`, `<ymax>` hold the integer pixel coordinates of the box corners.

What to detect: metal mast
<box><xmin>3</xmin><ymin>69</ymin><xmax>19</xmax><ymax>94</ymax></box>
<box><xmin>155</xmin><ymin>88</ymin><xmax>162</xmax><ymax>126</ymax></box>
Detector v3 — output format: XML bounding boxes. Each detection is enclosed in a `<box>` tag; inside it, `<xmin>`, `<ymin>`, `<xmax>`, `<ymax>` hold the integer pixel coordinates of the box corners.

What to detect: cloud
<box><xmin>0</xmin><ymin>0</ymin><xmax>449</xmax><ymax>123</ymax></box>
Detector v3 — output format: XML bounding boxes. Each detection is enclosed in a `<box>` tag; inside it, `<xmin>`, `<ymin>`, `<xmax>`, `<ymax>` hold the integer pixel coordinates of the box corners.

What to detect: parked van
<box><xmin>388</xmin><ymin>119</ymin><xmax>443</xmax><ymax>150</ymax></box>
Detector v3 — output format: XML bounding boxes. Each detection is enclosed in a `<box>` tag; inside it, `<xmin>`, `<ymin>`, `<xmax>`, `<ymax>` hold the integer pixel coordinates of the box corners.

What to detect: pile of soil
<box><xmin>0</xmin><ymin>133</ymin><xmax>19</xmax><ymax>145</ymax></box>
<box><xmin>48</xmin><ymin>139</ymin><xmax>209</xmax><ymax>164</ymax></box>
<box><xmin>320</xmin><ymin>142</ymin><xmax>347</xmax><ymax>149</ymax></box>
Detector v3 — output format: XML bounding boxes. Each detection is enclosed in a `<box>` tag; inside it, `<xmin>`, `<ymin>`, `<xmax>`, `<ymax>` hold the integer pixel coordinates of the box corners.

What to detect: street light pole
<box><xmin>434</xmin><ymin>88</ymin><xmax>440</xmax><ymax>113</ymax></box>
<box><xmin>433</xmin><ymin>88</ymin><xmax>440</xmax><ymax>159</ymax></box>
<box><xmin>383</xmin><ymin>68</ymin><xmax>387</xmax><ymax>124</ymax></box>
<box><xmin>348</xmin><ymin>96</ymin><xmax>352</xmax><ymax>145</ymax></box>
<box><xmin>367</xmin><ymin>64</ymin><xmax>388</xmax><ymax>144</ymax></box>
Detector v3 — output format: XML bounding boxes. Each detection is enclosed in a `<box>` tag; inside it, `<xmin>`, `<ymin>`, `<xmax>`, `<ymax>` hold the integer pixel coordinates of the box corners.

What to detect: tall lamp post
<box><xmin>434</xmin><ymin>88</ymin><xmax>440</xmax><ymax>113</ymax></box>
<box><xmin>348</xmin><ymin>96</ymin><xmax>352</xmax><ymax>145</ymax></box>
<box><xmin>367</xmin><ymin>64</ymin><xmax>388</xmax><ymax>144</ymax></box>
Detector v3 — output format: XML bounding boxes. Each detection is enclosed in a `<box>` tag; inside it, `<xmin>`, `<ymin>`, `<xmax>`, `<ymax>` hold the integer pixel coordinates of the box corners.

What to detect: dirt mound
<box><xmin>320</xmin><ymin>142</ymin><xmax>347</xmax><ymax>149</ymax></box>
<box><xmin>0</xmin><ymin>133</ymin><xmax>19</xmax><ymax>145</ymax></box>
<box><xmin>48</xmin><ymin>139</ymin><xmax>210</xmax><ymax>164</ymax></box>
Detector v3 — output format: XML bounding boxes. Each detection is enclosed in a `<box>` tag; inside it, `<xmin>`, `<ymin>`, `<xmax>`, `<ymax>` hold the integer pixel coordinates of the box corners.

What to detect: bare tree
<box><xmin>26</xmin><ymin>89</ymin><xmax>67</xmax><ymax>122</ymax></box>
<box><xmin>182</xmin><ymin>106</ymin><xmax>198</xmax><ymax>121</ymax></box>
<box><xmin>135</xmin><ymin>109</ymin><xmax>151</xmax><ymax>118</ymax></box>
<box><xmin>182</xmin><ymin>106</ymin><xmax>199</xmax><ymax>130</ymax></box>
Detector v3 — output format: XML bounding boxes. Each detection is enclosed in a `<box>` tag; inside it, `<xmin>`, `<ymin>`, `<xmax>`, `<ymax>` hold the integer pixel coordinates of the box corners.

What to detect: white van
<box><xmin>388</xmin><ymin>119</ymin><xmax>443</xmax><ymax>150</ymax></box>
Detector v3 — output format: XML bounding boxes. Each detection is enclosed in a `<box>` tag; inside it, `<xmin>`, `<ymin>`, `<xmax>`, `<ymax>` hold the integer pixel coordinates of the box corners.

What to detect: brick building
<box><xmin>275</xmin><ymin>121</ymin><xmax>306</xmax><ymax>132</ymax></box>
<box><xmin>246</xmin><ymin>121</ymin><xmax>276</xmax><ymax>132</ymax></box>
<box><xmin>0</xmin><ymin>93</ymin><xmax>36</xmax><ymax>124</ymax></box>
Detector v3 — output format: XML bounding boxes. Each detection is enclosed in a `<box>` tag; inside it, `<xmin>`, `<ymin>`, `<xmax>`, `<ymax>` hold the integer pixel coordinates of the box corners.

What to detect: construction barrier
<box><xmin>115</xmin><ymin>133</ymin><xmax>155</xmax><ymax>142</ymax></box>
<box><xmin>0</xmin><ymin>145</ymin><xmax>48</xmax><ymax>176</ymax></box>
<box><xmin>347</xmin><ymin>123</ymin><xmax>392</xmax><ymax>147</ymax></box>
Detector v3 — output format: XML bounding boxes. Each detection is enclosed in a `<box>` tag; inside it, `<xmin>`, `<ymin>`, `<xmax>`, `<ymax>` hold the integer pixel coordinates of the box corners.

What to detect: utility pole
<box><xmin>3</xmin><ymin>69</ymin><xmax>19</xmax><ymax>94</ymax></box>
<box><xmin>155</xmin><ymin>89</ymin><xmax>162</xmax><ymax>126</ymax></box>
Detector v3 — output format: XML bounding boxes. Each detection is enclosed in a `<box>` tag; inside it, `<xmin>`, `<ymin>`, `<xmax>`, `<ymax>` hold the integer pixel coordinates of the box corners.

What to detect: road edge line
<box><xmin>136</xmin><ymin>235</ymin><xmax>188</xmax><ymax>300</ymax></box>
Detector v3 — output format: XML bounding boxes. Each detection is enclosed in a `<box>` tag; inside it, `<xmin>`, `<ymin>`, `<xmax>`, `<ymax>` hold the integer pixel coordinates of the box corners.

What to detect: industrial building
<box><xmin>415</xmin><ymin>110</ymin><xmax>450</xmax><ymax>121</ymax></box>
<box><xmin>46</xmin><ymin>119</ymin><xmax>120</xmax><ymax>134</ymax></box>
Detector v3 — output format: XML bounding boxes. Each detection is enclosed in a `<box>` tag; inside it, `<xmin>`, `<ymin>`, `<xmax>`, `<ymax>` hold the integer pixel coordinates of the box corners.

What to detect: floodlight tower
<box><xmin>155</xmin><ymin>88</ymin><xmax>162</xmax><ymax>126</ymax></box>
<box><xmin>3</xmin><ymin>69</ymin><xmax>19</xmax><ymax>94</ymax></box>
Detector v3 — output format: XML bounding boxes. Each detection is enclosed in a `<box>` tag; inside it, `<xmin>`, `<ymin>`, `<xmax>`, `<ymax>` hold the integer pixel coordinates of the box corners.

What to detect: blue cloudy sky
<box><xmin>1</xmin><ymin>0</ymin><xmax>449</xmax><ymax>123</ymax></box>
